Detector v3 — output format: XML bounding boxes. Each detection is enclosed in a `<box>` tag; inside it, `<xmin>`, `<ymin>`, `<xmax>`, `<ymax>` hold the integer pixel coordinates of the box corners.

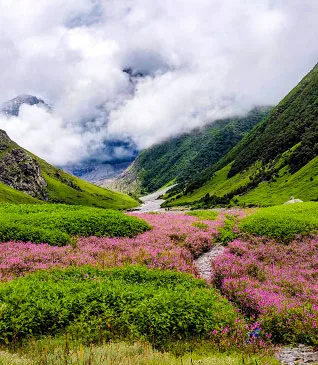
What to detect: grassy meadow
<box><xmin>164</xmin><ymin>156</ymin><xmax>318</xmax><ymax>208</ymax></box>
<box><xmin>0</xmin><ymin>201</ymin><xmax>316</xmax><ymax>363</ymax></box>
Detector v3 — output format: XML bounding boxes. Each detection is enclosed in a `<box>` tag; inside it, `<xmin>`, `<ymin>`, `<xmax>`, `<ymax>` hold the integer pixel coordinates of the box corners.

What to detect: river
<box><xmin>135</xmin><ymin>185</ymin><xmax>177</xmax><ymax>213</ymax></box>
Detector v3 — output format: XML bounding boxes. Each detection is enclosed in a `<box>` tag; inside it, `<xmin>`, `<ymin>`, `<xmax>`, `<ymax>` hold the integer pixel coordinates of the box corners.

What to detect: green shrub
<box><xmin>239</xmin><ymin>202</ymin><xmax>318</xmax><ymax>241</ymax></box>
<box><xmin>217</xmin><ymin>215</ymin><xmax>237</xmax><ymax>243</ymax></box>
<box><xmin>0</xmin><ymin>204</ymin><xmax>150</xmax><ymax>246</ymax></box>
<box><xmin>0</xmin><ymin>266</ymin><xmax>239</xmax><ymax>349</ymax></box>
<box><xmin>186</xmin><ymin>210</ymin><xmax>218</xmax><ymax>220</ymax></box>
<box><xmin>0</xmin><ymin>221</ymin><xmax>70</xmax><ymax>246</ymax></box>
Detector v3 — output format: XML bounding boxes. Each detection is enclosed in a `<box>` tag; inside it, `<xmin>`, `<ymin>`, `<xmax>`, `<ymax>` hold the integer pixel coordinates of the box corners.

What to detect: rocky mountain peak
<box><xmin>0</xmin><ymin>94</ymin><xmax>47</xmax><ymax>117</ymax></box>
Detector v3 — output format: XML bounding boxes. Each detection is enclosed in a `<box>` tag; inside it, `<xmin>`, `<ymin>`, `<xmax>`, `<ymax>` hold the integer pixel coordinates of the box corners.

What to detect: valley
<box><xmin>111</xmin><ymin>65</ymin><xmax>318</xmax><ymax>209</ymax></box>
<box><xmin>0</xmin><ymin>63</ymin><xmax>317</xmax><ymax>363</ymax></box>
<box><xmin>0</xmin><ymin>9</ymin><xmax>317</xmax><ymax>364</ymax></box>
<box><xmin>0</xmin><ymin>202</ymin><xmax>316</xmax><ymax>364</ymax></box>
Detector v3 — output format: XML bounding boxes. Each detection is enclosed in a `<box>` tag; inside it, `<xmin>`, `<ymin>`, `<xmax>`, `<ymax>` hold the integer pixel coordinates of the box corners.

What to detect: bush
<box><xmin>0</xmin><ymin>266</ymin><xmax>239</xmax><ymax>349</ymax></box>
<box><xmin>186</xmin><ymin>210</ymin><xmax>218</xmax><ymax>220</ymax></box>
<box><xmin>217</xmin><ymin>215</ymin><xmax>237</xmax><ymax>243</ymax></box>
<box><xmin>239</xmin><ymin>202</ymin><xmax>318</xmax><ymax>241</ymax></box>
<box><xmin>0</xmin><ymin>204</ymin><xmax>150</xmax><ymax>246</ymax></box>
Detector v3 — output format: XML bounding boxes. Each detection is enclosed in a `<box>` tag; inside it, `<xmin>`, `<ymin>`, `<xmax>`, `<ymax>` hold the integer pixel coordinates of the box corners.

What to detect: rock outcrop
<box><xmin>0</xmin><ymin>95</ymin><xmax>47</xmax><ymax>117</ymax></box>
<box><xmin>0</xmin><ymin>130</ymin><xmax>48</xmax><ymax>200</ymax></box>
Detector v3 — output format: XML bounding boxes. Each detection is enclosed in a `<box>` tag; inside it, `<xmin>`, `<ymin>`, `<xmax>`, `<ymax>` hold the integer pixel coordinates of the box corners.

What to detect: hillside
<box><xmin>164</xmin><ymin>64</ymin><xmax>318</xmax><ymax>207</ymax></box>
<box><xmin>107</xmin><ymin>108</ymin><xmax>271</xmax><ymax>195</ymax></box>
<box><xmin>0</xmin><ymin>129</ymin><xmax>139</xmax><ymax>209</ymax></box>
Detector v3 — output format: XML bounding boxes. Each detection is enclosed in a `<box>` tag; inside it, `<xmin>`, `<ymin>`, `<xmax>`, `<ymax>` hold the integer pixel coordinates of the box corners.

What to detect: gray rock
<box><xmin>278</xmin><ymin>344</ymin><xmax>318</xmax><ymax>364</ymax></box>
<box><xmin>195</xmin><ymin>243</ymin><xmax>225</xmax><ymax>280</ymax></box>
<box><xmin>0</xmin><ymin>130</ymin><xmax>48</xmax><ymax>200</ymax></box>
<box><xmin>0</xmin><ymin>95</ymin><xmax>47</xmax><ymax>117</ymax></box>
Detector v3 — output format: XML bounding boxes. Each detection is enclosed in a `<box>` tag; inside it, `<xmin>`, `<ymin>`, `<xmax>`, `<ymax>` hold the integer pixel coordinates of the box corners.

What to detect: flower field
<box><xmin>211</xmin><ymin>235</ymin><xmax>318</xmax><ymax>345</ymax></box>
<box><xmin>0</xmin><ymin>203</ymin><xmax>317</xmax><ymax>354</ymax></box>
<box><xmin>0</xmin><ymin>212</ymin><xmax>225</xmax><ymax>281</ymax></box>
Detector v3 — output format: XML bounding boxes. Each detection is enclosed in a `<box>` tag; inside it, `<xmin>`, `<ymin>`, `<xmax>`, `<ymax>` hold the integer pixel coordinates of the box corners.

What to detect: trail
<box><xmin>135</xmin><ymin>185</ymin><xmax>177</xmax><ymax>213</ymax></box>
<box><xmin>194</xmin><ymin>243</ymin><xmax>224</xmax><ymax>280</ymax></box>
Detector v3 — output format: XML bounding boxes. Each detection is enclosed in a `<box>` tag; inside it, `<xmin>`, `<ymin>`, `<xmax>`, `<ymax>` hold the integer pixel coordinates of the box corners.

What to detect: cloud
<box><xmin>0</xmin><ymin>0</ymin><xmax>317</xmax><ymax>165</ymax></box>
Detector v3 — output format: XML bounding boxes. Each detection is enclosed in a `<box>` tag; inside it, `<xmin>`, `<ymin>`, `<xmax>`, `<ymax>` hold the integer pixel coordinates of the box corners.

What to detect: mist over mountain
<box><xmin>0</xmin><ymin>95</ymin><xmax>137</xmax><ymax>180</ymax></box>
<box><xmin>162</xmin><ymin>64</ymin><xmax>318</xmax><ymax>207</ymax></box>
<box><xmin>108</xmin><ymin>107</ymin><xmax>272</xmax><ymax>194</ymax></box>
<box><xmin>0</xmin><ymin>95</ymin><xmax>48</xmax><ymax>117</ymax></box>
<box><xmin>0</xmin><ymin>1</ymin><xmax>317</xmax><ymax>169</ymax></box>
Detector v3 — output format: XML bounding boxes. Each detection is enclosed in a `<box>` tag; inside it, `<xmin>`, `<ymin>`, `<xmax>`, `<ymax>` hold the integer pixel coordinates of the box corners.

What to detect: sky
<box><xmin>0</xmin><ymin>0</ymin><xmax>317</xmax><ymax>166</ymax></box>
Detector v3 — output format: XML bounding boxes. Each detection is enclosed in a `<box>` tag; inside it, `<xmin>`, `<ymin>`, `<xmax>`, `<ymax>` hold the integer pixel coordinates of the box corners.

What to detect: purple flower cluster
<box><xmin>211</xmin><ymin>236</ymin><xmax>318</xmax><ymax>343</ymax></box>
<box><xmin>0</xmin><ymin>212</ymin><xmax>225</xmax><ymax>281</ymax></box>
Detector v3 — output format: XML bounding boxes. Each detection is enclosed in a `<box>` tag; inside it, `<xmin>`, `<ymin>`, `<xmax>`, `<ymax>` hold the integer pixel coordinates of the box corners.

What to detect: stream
<box><xmin>133</xmin><ymin>188</ymin><xmax>318</xmax><ymax>364</ymax></box>
<box><xmin>135</xmin><ymin>185</ymin><xmax>177</xmax><ymax>213</ymax></box>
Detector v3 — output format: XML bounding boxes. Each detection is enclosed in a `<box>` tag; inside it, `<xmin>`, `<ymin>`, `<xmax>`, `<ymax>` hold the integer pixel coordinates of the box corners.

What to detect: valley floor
<box><xmin>0</xmin><ymin>199</ymin><xmax>317</xmax><ymax>364</ymax></box>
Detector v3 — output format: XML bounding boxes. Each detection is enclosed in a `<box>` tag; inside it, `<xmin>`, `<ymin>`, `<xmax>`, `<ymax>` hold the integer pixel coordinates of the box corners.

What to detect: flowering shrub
<box><xmin>211</xmin><ymin>236</ymin><xmax>318</xmax><ymax>345</ymax></box>
<box><xmin>0</xmin><ymin>212</ymin><xmax>226</xmax><ymax>281</ymax></box>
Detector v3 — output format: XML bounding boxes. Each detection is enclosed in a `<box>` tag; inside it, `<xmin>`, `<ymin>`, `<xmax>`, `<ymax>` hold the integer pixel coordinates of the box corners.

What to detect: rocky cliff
<box><xmin>0</xmin><ymin>130</ymin><xmax>48</xmax><ymax>199</ymax></box>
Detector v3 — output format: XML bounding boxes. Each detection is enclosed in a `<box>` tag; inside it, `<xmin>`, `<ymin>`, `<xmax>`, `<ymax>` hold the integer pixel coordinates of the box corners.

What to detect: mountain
<box><xmin>63</xmin><ymin>139</ymin><xmax>138</xmax><ymax>183</ymax></box>
<box><xmin>107</xmin><ymin>107</ymin><xmax>272</xmax><ymax>195</ymax></box>
<box><xmin>0</xmin><ymin>129</ymin><xmax>139</xmax><ymax>209</ymax></box>
<box><xmin>164</xmin><ymin>64</ymin><xmax>318</xmax><ymax>207</ymax></box>
<box><xmin>0</xmin><ymin>94</ymin><xmax>136</xmax><ymax>183</ymax></box>
<box><xmin>64</xmin><ymin>161</ymin><xmax>132</xmax><ymax>183</ymax></box>
<box><xmin>0</xmin><ymin>95</ymin><xmax>48</xmax><ymax>116</ymax></box>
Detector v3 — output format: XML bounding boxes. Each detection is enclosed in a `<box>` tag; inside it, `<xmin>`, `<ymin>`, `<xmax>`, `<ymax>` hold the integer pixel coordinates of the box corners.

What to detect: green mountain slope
<box><xmin>111</xmin><ymin>108</ymin><xmax>271</xmax><ymax>194</ymax></box>
<box><xmin>165</xmin><ymin>64</ymin><xmax>318</xmax><ymax>207</ymax></box>
<box><xmin>0</xmin><ymin>181</ymin><xmax>40</xmax><ymax>204</ymax></box>
<box><xmin>0</xmin><ymin>130</ymin><xmax>139</xmax><ymax>209</ymax></box>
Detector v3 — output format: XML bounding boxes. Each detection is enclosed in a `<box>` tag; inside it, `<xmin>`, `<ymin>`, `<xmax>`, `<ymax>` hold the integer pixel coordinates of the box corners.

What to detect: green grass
<box><xmin>0</xmin><ymin>266</ymin><xmax>239</xmax><ymax>350</ymax></box>
<box><xmin>239</xmin><ymin>202</ymin><xmax>318</xmax><ymax>241</ymax></box>
<box><xmin>166</xmin><ymin>156</ymin><xmax>318</xmax><ymax>208</ymax></box>
<box><xmin>0</xmin><ymin>182</ymin><xmax>40</xmax><ymax>204</ymax></box>
<box><xmin>237</xmin><ymin>156</ymin><xmax>318</xmax><ymax>206</ymax></box>
<box><xmin>0</xmin><ymin>204</ymin><xmax>149</xmax><ymax>245</ymax></box>
<box><xmin>38</xmin><ymin>157</ymin><xmax>139</xmax><ymax>210</ymax></box>
<box><xmin>0</xmin><ymin>341</ymin><xmax>279</xmax><ymax>364</ymax></box>
<box><xmin>186</xmin><ymin>210</ymin><xmax>219</xmax><ymax>220</ymax></box>
<box><xmin>166</xmin><ymin>163</ymin><xmax>251</xmax><ymax>206</ymax></box>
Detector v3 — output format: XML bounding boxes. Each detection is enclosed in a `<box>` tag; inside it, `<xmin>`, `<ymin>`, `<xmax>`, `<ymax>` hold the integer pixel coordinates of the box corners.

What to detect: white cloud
<box><xmin>0</xmin><ymin>0</ymin><xmax>317</xmax><ymax>164</ymax></box>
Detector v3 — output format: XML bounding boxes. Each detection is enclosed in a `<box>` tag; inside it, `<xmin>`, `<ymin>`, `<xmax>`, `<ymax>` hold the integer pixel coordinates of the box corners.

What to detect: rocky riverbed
<box><xmin>194</xmin><ymin>243</ymin><xmax>225</xmax><ymax>280</ymax></box>
<box><xmin>135</xmin><ymin>185</ymin><xmax>178</xmax><ymax>213</ymax></box>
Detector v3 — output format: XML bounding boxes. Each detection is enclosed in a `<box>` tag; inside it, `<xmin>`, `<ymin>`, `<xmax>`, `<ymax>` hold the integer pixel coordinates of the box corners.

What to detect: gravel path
<box><xmin>134</xmin><ymin>185</ymin><xmax>178</xmax><ymax>213</ymax></box>
<box><xmin>194</xmin><ymin>243</ymin><xmax>224</xmax><ymax>280</ymax></box>
<box><xmin>277</xmin><ymin>345</ymin><xmax>318</xmax><ymax>364</ymax></box>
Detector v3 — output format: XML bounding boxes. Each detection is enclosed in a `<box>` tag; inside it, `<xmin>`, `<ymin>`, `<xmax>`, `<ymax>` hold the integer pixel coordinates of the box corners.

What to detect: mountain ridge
<box><xmin>107</xmin><ymin>107</ymin><xmax>272</xmax><ymax>195</ymax></box>
<box><xmin>0</xmin><ymin>95</ymin><xmax>48</xmax><ymax>116</ymax></box>
<box><xmin>0</xmin><ymin>129</ymin><xmax>139</xmax><ymax>209</ymax></box>
<box><xmin>163</xmin><ymin>63</ymin><xmax>318</xmax><ymax>207</ymax></box>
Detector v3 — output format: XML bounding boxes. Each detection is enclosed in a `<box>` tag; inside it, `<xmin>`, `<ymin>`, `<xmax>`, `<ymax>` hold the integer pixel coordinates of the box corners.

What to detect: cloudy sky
<box><xmin>0</xmin><ymin>0</ymin><xmax>317</xmax><ymax>165</ymax></box>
